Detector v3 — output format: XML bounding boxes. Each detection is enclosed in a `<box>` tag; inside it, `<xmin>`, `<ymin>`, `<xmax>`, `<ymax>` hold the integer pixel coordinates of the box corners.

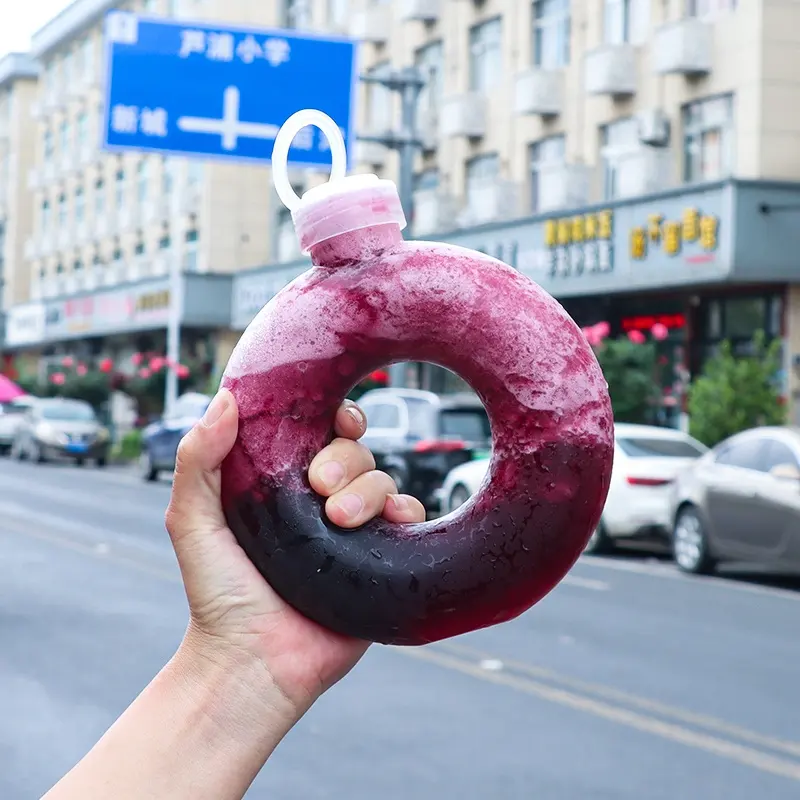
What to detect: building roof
<box><xmin>31</xmin><ymin>0</ymin><xmax>117</xmax><ymax>59</ymax></box>
<box><xmin>0</xmin><ymin>53</ymin><xmax>39</xmax><ymax>91</ymax></box>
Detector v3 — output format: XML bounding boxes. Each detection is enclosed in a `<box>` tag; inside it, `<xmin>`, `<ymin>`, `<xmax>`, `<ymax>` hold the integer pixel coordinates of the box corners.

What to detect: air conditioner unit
<box><xmin>638</xmin><ymin>109</ymin><xmax>670</xmax><ymax>147</ymax></box>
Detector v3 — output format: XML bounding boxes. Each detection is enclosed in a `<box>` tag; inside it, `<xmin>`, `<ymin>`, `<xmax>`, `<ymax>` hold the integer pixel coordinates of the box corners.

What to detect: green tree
<box><xmin>688</xmin><ymin>331</ymin><xmax>785</xmax><ymax>447</ymax></box>
<box><xmin>595</xmin><ymin>337</ymin><xmax>660</xmax><ymax>424</ymax></box>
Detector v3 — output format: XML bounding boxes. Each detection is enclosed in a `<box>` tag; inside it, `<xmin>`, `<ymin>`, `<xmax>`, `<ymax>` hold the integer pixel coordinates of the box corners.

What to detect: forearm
<box><xmin>44</xmin><ymin>635</ymin><xmax>301</xmax><ymax>800</ymax></box>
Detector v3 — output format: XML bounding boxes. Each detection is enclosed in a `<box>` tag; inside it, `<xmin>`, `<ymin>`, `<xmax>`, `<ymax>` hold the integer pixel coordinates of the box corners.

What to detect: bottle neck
<box><xmin>309</xmin><ymin>223</ymin><xmax>403</xmax><ymax>268</ymax></box>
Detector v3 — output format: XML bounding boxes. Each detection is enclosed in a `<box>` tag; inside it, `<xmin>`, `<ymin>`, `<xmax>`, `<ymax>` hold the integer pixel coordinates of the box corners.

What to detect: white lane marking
<box><xmin>579</xmin><ymin>555</ymin><xmax>800</xmax><ymax>603</ymax></box>
<box><xmin>478</xmin><ymin>659</ymin><xmax>504</xmax><ymax>671</ymax></box>
<box><xmin>561</xmin><ymin>575</ymin><xmax>611</xmax><ymax>591</ymax></box>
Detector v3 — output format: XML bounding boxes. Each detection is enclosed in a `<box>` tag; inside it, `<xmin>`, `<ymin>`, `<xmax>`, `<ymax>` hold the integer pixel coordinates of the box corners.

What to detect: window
<box><xmin>715</xmin><ymin>438</ymin><xmax>765</xmax><ymax>471</ymax></box>
<box><xmin>283</xmin><ymin>0</ymin><xmax>311</xmax><ymax>28</ymax></box>
<box><xmin>112</xmin><ymin>244</ymin><xmax>123</xmax><ymax>262</ymax></box>
<box><xmin>95</xmin><ymin>178</ymin><xmax>105</xmax><ymax>215</ymax></box>
<box><xmin>143</xmin><ymin>0</ymin><xmax>159</xmax><ymax>12</ymax></box>
<box><xmin>73</xmin><ymin>258</ymin><xmax>83</xmax><ymax>272</ymax></box>
<box><xmin>276</xmin><ymin>205</ymin><xmax>298</xmax><ymax>262</ymax></box>
<box><xmin>93</xmin><ymin>251</ymin><xmax>103</xmax><ymax>267</ymax></box>
<box><xmin>185</xmin><ymin>228</ymin><xmax>199</xmax><ymax>270</ymax></box>
<box><xmin>529</xmin><ymin>135</ymin><xmax>565</xmax><ymax>212</ymax></box>
<box><xmin>162</xmin><ymin>158</ymin><xmax>173</xmax><ymax>195</ymax></box>
<box><xmin>533</xmin><ymin>0</ymin><xmax>570</xmax><ymax>68</ymax></box>
<box><xmin>617</xmin><ymin>437</ymin><xmax>706</xmax><ymax>458</ymax></box>
<box><xmin>44</xmin><ymin>129</ymin><xmax>53</xmax><ymax>160</ymax></box>
<box><xmin>604</xmin><ymin>0</ymin><xmax>630</xmax><ymax>44</ymax></box>
<box><xmin>41</xmin><ymin>200</ymin><xmax>51</xmax><ymax>232</ymax></box>
<box><xmin>683</xmin><ymin>95</ymin><xmax>734</xmax><ymax>183</ymax></box>
<box><xmin>135</xmin><ymin>238</ymin><xmax>145</xmax><ymax>255</ymax></box>
<box><xmin>366</xmin><ymin>403</ymin><xmax>401</xmax><ymax>429</ymax></box>
<box><xmin>137</xmin><ymin>160</ymin><xmax>149</xmax><ymax>203</ymax></box>
<box><xmin>58</xmin><ymin>193</ymin><xmax>67</xmax><ymax>227</ymax></box>
<box><xmin>77</xmin><ymin>111</ymin><xmax>88</xmax><ymax>145</ymax></box>
<box><xmin>159</xmin><ymin>233</ymin><xmax>171</xmax><ymax>250</ymax></box>
<box><xmin>414</xmin><ymin>169</ymin><xmax>440</xmax><ymax>192</ymax></box>
<box><xmin>166</xmin><ymin>0</ymin><xmax>178</xmax><ymax>15</ymax></box>
<box><xmin>367</xmin><ymin>62</ymin><xmax>393</xmax><ymax>132</ymax></box>
<box><xmin>59</xmin><ymin>119</ymin><xmax>70</xmax><ymax>153</ymax></box>
<box><xmin>187</xmin><ymin>160</ymin><xmax>203</xmax><ymax>186</ymax></box>
<box><xmin>75</xmin><ymin>187</ymin><xmax>85</xmax><ymax>222</ymax></box>
<box><xmin>327</xmin><ymin>0</ymin><xmax>349</xmax><ymax>28</ymax></box>
<box><xmin>465</xmin><ymin>153</ymin><xmax>499</xmax><ymax>215</ymax></box>
<box><xmin>600</xmin><ymin>117</ymin><xmax>639</xmax><ymax>200</ymax></box>
<box><xmin>56</xmin><ymin>261</ymin><xmax>65</xmax><ymax>274</ymax></box>
<box><xmin>62</xmin><ymin>51</ymin><xmax>72</xmax><ymax>90</ymax></box>
<box><xmin>469</xmin><ymin>18</ymin><xmax>503</xmax><ymax>92</ymax></box>
<box><xmin>115</xmin><ymin>169</ymin><xmax>125</xmax><ymax>210</ymax></box>
<box><xmin>761</xmin><ymin>440</ymin><xmax>800</xmax><ymax>474</ymax></box>
<box><xmin>687</xmin><ymin>0</ymin><xmax>736</xmax><ymax>17</ymax></box>
<box><xmin>415</xmin><ymin>41</ymin><xmax>444</xmax><ymax>118</ymax></box>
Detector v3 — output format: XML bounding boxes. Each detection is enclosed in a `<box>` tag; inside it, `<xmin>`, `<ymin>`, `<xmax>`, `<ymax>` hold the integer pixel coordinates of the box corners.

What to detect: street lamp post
<box><xmin>359</xmin><ymin>66</ymin><xmax>426</xmax><ymax>388</ymax></box>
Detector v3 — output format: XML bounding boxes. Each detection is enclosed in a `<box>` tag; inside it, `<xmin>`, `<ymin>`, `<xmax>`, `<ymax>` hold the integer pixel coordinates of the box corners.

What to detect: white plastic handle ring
<box><xmin>272</xmin><ymin>110</ymin><xmax>348</xmax><ymax>212</ymax></box>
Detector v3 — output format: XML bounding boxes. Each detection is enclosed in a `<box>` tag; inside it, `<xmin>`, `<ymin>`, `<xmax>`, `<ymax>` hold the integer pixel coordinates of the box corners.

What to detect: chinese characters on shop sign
<box><xmin>629</xmin><ymin>208</ymin><xmax>719</xmax><ymax>261</ymax></box>
<box><xmin>544</xmin><ymin>210</ymin><xmax>614</xmax><ymax>278</ymax></box>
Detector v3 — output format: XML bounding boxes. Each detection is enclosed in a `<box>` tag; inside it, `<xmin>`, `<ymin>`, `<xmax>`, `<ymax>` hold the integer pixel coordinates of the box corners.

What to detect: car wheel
<box><xmin>583</xmin><ymin>522</ymin><xmax>615</xmax><ymax>555</ymax></box>
<box><xmin>139</xmin><ymin>450</ymin><xmax>159</xmax><ymax>482</ymax></box>
<box><xmin>96</xmin><ymin>456</ymin><xmax>107</xmax><ymax>468</ymax></box>
<box><xmin>673</xmin><ymin>505</ymin><xmax>715</xmax><ymax>575</ymax></box>
<box><xmin>11</xmin><ymin>440</ymin><xmax>25</xmax><ymax>460</ymax></box>
<box><xmin>448</xmin><ymin>484</ymin><xmax>472</xmax><ymax>513</ymax></box>
<box><xmin>75</xmin><ymin>458</ymin><xmax>85</xmax><ymax>467</ymax></box>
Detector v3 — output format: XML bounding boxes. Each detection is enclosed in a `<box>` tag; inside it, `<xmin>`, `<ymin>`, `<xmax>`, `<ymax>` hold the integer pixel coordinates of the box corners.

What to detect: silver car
<box><xmin>11</xmin><ymin>397</ymin><xmax>111</xmax><ymax>467</ymax></box>
<box><xmin>0</xmin><ymin>396</ymin><xmax>38</xmax><ymax>454</ymax></box>
<box><xmin>670</xmin><ymin>426</ymin><xmax>800</xmax><ymax>575</ymax></box>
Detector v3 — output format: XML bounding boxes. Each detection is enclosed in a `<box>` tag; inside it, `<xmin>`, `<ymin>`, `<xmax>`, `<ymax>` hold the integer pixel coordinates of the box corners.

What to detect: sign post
<box><xmin>101</xmin><ymin>10</ymin><xmax>358</xmax><ymax>412</ymax></box>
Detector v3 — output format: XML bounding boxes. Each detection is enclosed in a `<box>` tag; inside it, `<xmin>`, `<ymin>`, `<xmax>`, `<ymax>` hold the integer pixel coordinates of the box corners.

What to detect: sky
<box><xmin>0</xmin><ymin>1</ymin><xmax>73</xmax><ymax>58</ymax></box>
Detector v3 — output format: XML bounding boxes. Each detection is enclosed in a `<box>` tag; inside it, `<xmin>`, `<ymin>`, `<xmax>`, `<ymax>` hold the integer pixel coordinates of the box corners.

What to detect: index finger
<box><xmin>334</xmin><ymin>400</ymin><xmax>367</xmax><ymax>441</ymax></box>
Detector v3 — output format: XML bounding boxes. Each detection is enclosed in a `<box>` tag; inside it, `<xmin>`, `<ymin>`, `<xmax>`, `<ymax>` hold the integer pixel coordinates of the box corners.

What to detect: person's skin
<box><xmin>44</xmin><ymin>389</ymin><xmax>425</xmax><ymax>800</ymax></box>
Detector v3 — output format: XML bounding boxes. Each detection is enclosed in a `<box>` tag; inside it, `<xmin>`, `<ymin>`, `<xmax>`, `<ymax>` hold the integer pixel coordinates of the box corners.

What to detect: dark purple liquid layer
<box><xmin>221</xmin><ymin>234</ymin><xmax>613</xmax><ymax>646</ymax></box>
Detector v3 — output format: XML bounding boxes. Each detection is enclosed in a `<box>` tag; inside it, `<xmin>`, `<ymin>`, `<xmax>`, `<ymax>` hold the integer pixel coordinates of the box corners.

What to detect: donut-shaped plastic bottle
<box><xmin>220</xmin><ymin>111</ymin><xmax>614</xmax><ymax>646</ymax></box>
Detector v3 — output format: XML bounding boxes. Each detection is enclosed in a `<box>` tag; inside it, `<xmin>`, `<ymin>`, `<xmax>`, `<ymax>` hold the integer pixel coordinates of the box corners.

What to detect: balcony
<box><xmin>118</xmin><ymin>205</ymin><xmax>141</xmax><ymax>231</ymax></box>
<box><xmin>39</xmin><ymin>233</ymin><xmax>55</xmax><ymax>258</ymax></box>
<box><xmin>74</xmin><ymin>220</ymin><xmax>89</xmax><ymax>245</ymax></box>
<box><xmin>174</xmin><ymin>183</ymin><xmax>202</xmax><ymax>216</ymax></box>
<box><xmin>417</xmin><ymin>105</ymin><xmax>439</xmax><ymax>151</ymax></box>
<box><xmin>412</xmin><ymin>189</ymin><xmax>458</xmax><ymax>237</ymax></box>
<box><xmin>584</xmin><ymin>45</ymin><xmax>636</xmax><ymax>96</ymax></box>
<box><xmin>41</xmin><ymin>161</ymin><xmax>58</xmax><ymax>185</ymax></box>
<box><xmin>440</xmin><ymin>92</ymin><xmax>487</xmax><ymax>139</ymax></box>
<box><xmin>125</xmin><ymin>256</ymin><xmax>149</xmax><ymax>282</ymax></box>
<box><xmin>401</xmin><ymin>0</ymin><xmax>440</xmax><ymax>22</ymax></box>
<box><xmin>78</xmin><ymin>142</ymin><xmax>96</xmax><ymax>168</ymax></box>
<box><xmin>535</xmin><ymin>163</ymin><xmax>591</xmax><ymax>212</ymax></box>
<box><xmin>104</xmin><ymin>260</ymin><xmax>125</xmax><ymax>286</ymax></box>
<box><xmin>653</xmin><ymin>19</ymin><xmax>712</xmax><ymax>76</ymax></box>
<box><xmin>610</xmin><ymin>147</ymin><xmax>671</xmax><ymax>198</ymax></box>
<box><xmin>56</xmin><ymin>227</ymin><xmax>74</xmax><ymax>250</ymax></box>
<box><xmin>355</xmin><ymin>138</ymin><xmax>389</xmax><ymax>167</ymax></box>
<box><xmin>350</xmin><ymin>4</ymin><xmax>391</xmax><ymax>43</ymax></box>
<box><xmin>514</xmin><ymin>68</ymin><xmax>563</xmax><ymax>117</ymax></box>
<box><xmin>459</xmin><ymin>180</ymin><xmax>520</xmax><ymax>226</ymax></box>
<box><xmin>59</xmin><ymin>150</ymin><xmax>76</xmax><ymax>177</ymax></box>
<box><xmin>42</xmin><ymin>278</ymin><xmax>61</xmax><ymax>299</ymax></box>
<box><xmin>150</xmin><ymin>253</ymin><xmax>173</xmax><ymax>277</ymax></box>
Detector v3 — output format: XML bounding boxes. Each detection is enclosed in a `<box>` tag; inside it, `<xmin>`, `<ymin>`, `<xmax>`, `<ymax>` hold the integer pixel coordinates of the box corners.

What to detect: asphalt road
<box><xmin>1</xmin><ymin>457</ymin><xmax>799</xmax><ymax>799</ymax></box>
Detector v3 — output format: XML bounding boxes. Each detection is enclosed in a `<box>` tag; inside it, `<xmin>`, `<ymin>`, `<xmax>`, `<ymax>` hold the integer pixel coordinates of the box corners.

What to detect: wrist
<box><xmin>168</xmin><ymin>626</ymin><xmax>303</xmax><ymax>759</ymax></box>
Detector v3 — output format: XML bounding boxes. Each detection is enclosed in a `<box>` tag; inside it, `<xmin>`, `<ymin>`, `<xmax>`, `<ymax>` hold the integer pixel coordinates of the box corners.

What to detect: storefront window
<box><xmin>529</xmin><ymin>134</ymin><xmax>565</xmax><ymax>212</ymax></box>
<box><xmin>533</xmin><ymin>0</ymin><xmax>570</xmax><ymax>68</ymax></box>
<box><xmin>469</xmin><ymin>18</ymin><xmax>503</xmax><ymax>92</ymax></box>
<box><xmin>683</xmin><ymin>95</ymin><xmax>734</xmax><ymax>183</ymax></box>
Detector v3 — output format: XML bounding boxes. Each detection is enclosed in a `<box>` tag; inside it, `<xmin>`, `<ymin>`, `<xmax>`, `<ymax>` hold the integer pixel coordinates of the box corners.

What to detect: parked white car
<box><xmin>0</xmin><ymin>396</ymin><xmax>38</xmax><ymax>454</ymax></box>
<box><xmin>438</xmin><ymin>423</ymin><xmax>708</xmax><ymax>554</ymax></box>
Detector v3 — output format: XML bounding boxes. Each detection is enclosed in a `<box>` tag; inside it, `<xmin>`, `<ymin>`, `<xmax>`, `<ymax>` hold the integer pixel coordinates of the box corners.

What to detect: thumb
<box><xmin>165</xmin><ymin>389</ymin><xmax>239</xmax><ymax>555</ymax></box>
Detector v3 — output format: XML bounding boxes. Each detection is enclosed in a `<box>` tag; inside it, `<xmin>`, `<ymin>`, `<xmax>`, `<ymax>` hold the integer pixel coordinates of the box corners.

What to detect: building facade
<box><xmin>4</xmin><ymin>0</ymin><xmax>800</xmax><ymax>422</ymax></box>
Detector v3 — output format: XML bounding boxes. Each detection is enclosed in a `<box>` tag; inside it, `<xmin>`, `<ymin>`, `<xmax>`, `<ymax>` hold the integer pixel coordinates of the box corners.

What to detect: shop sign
<box><xmin>4</xmin><ymin>303</ymin><xmax>47</xmax><ymax>347</ymax></box>
<box><xmin>543</xmin><ymin>209</ymin><xmax>615</xmax><ymax>278</ymax></box>
<box><xmin>629</xmin><ymin>207</ymin><xmax>719</xmax><ymax>262</ymax></box>
<box><xmin>44</xmin><ymin>281</ymin><xmax>172</xmax><ymax>339</ymax></box>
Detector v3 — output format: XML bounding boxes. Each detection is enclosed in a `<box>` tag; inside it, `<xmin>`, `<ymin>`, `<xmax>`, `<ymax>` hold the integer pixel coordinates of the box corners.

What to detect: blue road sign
<box><xmin>101</xmin><ymin>11</ymin><xmax>358</xmax><ymax>169</ymax></box>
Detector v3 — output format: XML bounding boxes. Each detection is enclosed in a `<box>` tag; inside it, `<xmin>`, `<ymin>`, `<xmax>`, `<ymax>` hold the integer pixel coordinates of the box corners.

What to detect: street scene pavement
<box><xmin>1</xmin><ymin>458</ymin><xmax>798</xmax><ymax>799</ymax></box>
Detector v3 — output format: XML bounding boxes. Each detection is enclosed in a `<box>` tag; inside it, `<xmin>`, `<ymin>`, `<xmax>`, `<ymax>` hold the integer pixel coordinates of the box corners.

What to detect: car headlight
<box><xmin>35</xmin><ymin>422</ymin><xmax>63</xmax><ymax>444</ymax></box>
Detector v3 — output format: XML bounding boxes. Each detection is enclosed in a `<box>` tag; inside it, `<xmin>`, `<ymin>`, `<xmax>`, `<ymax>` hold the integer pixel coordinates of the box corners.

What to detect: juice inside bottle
<box><xmin>220</xmin><ymin>112</ymin><xmax>613</xmax><ymax>646</ymax></box>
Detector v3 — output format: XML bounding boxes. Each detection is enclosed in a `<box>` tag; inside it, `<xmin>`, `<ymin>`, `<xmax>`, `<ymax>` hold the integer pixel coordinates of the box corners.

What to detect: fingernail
<box><xmin>389</xmin><ymin>494</ymin><xmax>409</xmax><ymax>512</ymax></box>
<box><xmin>202</xmin><ymin>390</ymin><xmax>229</xmax><ymax>428</ymax></box>
<box><xmin>345</xmin><ymin>404</ymin><xmax>365</xmax><ymax>428</ymax></box>
<box><xmin>334</xmin><ymin>493</ymin><xmax>363</xmax><ymax>520</ymax></box>
<box><xmin>319</xmin><ymin>460</ymin><xmax>345</xmax><ymax>490</ymax></box>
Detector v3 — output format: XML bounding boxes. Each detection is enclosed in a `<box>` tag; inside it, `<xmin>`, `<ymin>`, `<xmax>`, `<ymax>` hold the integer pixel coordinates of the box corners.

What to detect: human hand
<box><xmin>164</xmin><ymin>389</ymin><xmax>425</xmax><ymax>724</ymax></box>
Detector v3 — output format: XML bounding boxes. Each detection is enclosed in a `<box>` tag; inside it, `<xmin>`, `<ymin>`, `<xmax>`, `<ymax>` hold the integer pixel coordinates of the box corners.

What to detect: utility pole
<box><xmin>359</xmin><ymin>66</ymin><xmax>426</xmax><ymax>389</ymax></box>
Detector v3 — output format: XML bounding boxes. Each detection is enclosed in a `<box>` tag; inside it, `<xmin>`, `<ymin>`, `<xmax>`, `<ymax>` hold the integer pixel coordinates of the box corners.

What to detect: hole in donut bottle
<box><xmin>220</xmin><ymin>110</ymin><xmax>614</xmax><ymax>646</ymax></box>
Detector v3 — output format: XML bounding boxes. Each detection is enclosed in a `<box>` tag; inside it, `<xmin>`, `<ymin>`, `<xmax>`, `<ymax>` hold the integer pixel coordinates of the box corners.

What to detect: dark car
<box><xmin>11</xmin><ymin>397</ymin><xmax>110</xmax><ymax>466</ymax></box>
<box><xmin>357</xmin><ymin>388</ymin><xmax>491</xmax><ymax>511</ymax></box>
<box><xmin>140</xmin><ymin>392</ymin><xmax>211</xmax><ymax>481</ymax></box>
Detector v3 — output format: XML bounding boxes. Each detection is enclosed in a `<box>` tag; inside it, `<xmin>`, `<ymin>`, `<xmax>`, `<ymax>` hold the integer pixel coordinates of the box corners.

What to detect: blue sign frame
<box><xmin>101</xmin><ymin>11</ymin><xmax>359</xmax><ymax>169</ymax></box>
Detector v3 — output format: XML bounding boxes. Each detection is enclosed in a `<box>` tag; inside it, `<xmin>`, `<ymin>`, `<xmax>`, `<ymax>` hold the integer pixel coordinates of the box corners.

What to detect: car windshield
<box><xmin>0</xmin><ymin>402</ymin><xmax>30</xmax><ymax>415</ymax></box>
<box><xmin>40</xmin><ymin>403</ymin><xmax>96</xmax><ymax>422</ymax></box>
<box><xmin>439</xmin><ymin>408</ymin><xmax>490</xmax><ymax>441</ymax></box>
<box><xmin>617</xmin><ymin>437</ymin><xmax>706</xmax><ymax>459</ymax></box>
